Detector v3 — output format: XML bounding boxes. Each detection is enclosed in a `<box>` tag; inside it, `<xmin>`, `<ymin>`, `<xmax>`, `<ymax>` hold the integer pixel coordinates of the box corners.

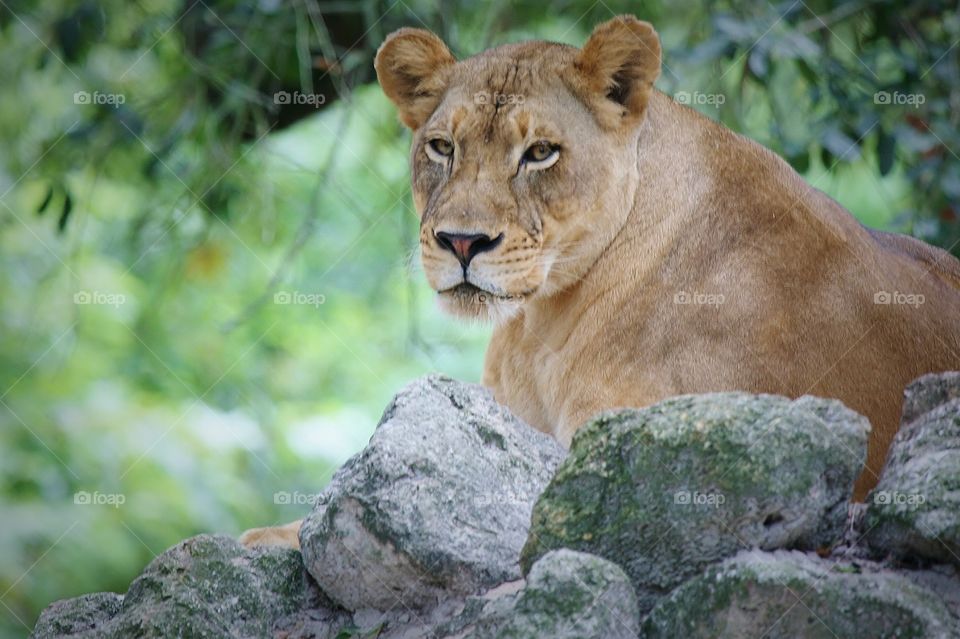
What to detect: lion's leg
<box><xmin>238</xmin><ymin>519</ymin><xmax>302</xmax><ymax>549</ymax></box>
<box><xmin>850</xmin><ymin>397</ymin><xmax>903</xmax><ymax>503</ymax></box>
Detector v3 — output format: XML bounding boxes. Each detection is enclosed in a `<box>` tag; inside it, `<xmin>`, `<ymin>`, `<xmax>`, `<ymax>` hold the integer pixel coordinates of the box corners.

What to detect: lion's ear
<box><xmin>375</xmin><ymin>28</ymin><xmax>456</xmax><ymax>130</ymax></box>
<box><xmin>573</xmin><ymin>16</ymin><xmax>661</xmax><ymax>130</ymax></box>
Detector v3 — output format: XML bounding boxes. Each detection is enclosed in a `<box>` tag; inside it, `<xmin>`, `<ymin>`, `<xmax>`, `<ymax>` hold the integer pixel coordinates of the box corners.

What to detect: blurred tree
<box><xmin>4</xmin><ymin>0</ymin><xmax>958</xmax><ymax>248</ymax></box>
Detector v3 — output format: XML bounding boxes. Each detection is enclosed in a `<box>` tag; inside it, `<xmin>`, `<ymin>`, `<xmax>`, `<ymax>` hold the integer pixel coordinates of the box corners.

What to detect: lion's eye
<box><xmin>426</xmin><ymin>138</ymin><xmax>454</xmax><ymax>162</ymax></box>
<box><xmin>521</xmin><ymin>141</ymin><xmax>560</xmax><ymax>170</ymax></box>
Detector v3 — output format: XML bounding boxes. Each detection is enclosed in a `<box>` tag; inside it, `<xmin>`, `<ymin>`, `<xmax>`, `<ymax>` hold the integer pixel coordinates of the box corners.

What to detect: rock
<box><xmin>899</xmin><ymin>563</ymin><xmax>960</xmax><ymax>620</ymax></box>
<box><xmin>641</xmin><ymin>550</ymin><xmax>959</xmax><ymax>638</ymax></box>
<box><xmin>867</xmin><ymin>373</ymin><xmax>960</xmax><ymax>566</ymax></box>
<box><xmin>31</xmin><ymin>593</ymin><xmax>122</xmax><ymax>639</ymax></box>
<box><xmin>521</xmin><ymin>393</ymin><xmax>869</xmax><ymax>614</ymax></box>
<box><xmin>464</xmin><ymin>549</ymin><xmax>640</xmax><ymax>639</ymax></box>
<box><xmin>31</xmin><ymin>534</ymin><xmax>351</xmax><ymax>639</ymax></box>
<box><xmin>36</xmin><ymin>373</ymin><xmax>960</xmax><ymax>638</ymax></box>
<box><xmin>341</xmin><ymin>582</ymin><xmax>522</xmax><ymax>639</ymax></box>
<box><xmin>299</xmin><ymin>375</ymin><xmax>566</xmax><ymax>611</ymax></box>
<box><xmin>901</xmin><ymin>372</ymin><xmax>960</xmax><ymax>424</ymax></box>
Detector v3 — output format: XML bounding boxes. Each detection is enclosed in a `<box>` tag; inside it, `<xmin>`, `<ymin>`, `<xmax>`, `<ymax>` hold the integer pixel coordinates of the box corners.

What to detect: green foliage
<box><xmin>663</xmin><ymin>0</ymin><xmax>960</xmax><ymax>246</ymax></box>
<box><xmin>0</xmin><ymin>0</ymin><xmax>957</xmax><ymax>636</ymax></box>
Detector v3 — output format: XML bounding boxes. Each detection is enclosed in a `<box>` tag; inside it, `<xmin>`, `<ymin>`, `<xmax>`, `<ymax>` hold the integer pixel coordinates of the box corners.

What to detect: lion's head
<box><xmin>375</xmin><ymin>16</ymin><xmax>661</xmax><ymax>323</ymax></box>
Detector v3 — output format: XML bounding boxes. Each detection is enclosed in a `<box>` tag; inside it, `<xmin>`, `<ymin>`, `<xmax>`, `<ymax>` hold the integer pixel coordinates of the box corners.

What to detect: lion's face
<box><xmin>411</xmin><ymin>57</ymin><xmax>614</xmax><ymax>323</ymax></box>
<box><xmin>376</xmin><ymin>18</ymin><xmax>661</xmax><ymax>323</ymax></box>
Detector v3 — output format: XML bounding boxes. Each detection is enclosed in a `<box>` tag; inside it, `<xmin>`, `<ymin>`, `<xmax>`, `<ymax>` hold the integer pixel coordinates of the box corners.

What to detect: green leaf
<box><xmin>714</xmin><ymin>15</ymin><xmax>759</xmax><ymax>42</ymax></box>
<box><xmin>57</xmin><ymin>192</ymin><xmax>72</xmax><ymax>233</ymax></box>
<box><xmin>941</xmin><ymin>169</ymin><xmax>960</xmax><ymax>199</ymax></box>
<box><xmin>37</xmin><ymin>185</ymin><xmax>55</xmax><ymax>215</ymax></box>
<box><xmin>821</xmin><ymin>126</ymin><xmax>860</xmax><ymax>162</ymax></box>
<box><xmin>685</xmin><ymin>36</ymin><xmax>732</xmax><ymax>64</ymax></box>
<box><xmin>788</xmin><ymin>150</ymin><xmax>811</xmax><ymax>174</ymax></box>
<box><xmin>770</xmin><ymin>31</ymin><xmax>820</xmax><ymax>59</ymax></box>
<box><xmin>877</xmin><ymin>128</ymin><xmax>896</xmax><ymax>176</ymax></box>
<box><xmin>748</xmin><ymin>49</ymin><xmax>769</xmax><ymax>78</ymax></box>
<box><xmin>796</xmin><ymin>58</ymin><xmax>819</xmax><ymax>85</ymax></box>
<box><xmin>894</xmin><ymin>125</ymin><xmax>938</xmax><ymax>154</ymax></box>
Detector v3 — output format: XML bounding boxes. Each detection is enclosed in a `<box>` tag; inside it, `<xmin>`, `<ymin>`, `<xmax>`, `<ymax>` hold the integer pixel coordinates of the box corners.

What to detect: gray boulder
<box><xmin>464</xmin><ymin>549</ymin><xmax>639</xmax><ymax>639</ymax></box>
<box><xmin>901</xmin><ymin>371</ymin><xmax>960</xmax><ymax>424</ymax></box>
<box><xmin>642</xmin><ymin>550</ymin><xmax>959</xmax><ymax>638</ymax></box>
<box><xmin>31</xmin><ymin>534</ymin><xmax>351</xmax><ymax>639</ymax></box>
<box><xmin>299</xmin><ymin>375</ymin><xmax>567</xmax><ymax>611</ymax></box>
<box><xmin>867</xmin><ymin>372</ymin><xmax>960</xmax><ymax>566</ymax></box>
<box><xmin>31</xmin><ymin>593</ymin><xmax>122</xmax><ymax>639</ymax></box>
<box><xmin>521</xmin><ymin>393</ymin><xmax>869</xmax><ymax>613</ymax></box>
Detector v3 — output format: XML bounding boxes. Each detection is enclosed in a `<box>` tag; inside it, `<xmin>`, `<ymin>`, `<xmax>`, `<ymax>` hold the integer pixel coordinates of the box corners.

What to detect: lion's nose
<box><xmin>434</xmin><ymin>231</ymin><xmax>503</xmax><ymax>267</ymax></box>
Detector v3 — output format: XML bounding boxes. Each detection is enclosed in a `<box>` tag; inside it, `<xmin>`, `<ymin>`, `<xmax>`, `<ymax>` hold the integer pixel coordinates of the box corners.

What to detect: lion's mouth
<box><xmin>440</xmin><ymin>282</ymin><xmax>496</xmax><ymax>299</ymax></box>
<box><xmin>439</xmin><ymin>282</ymin><xmax>525</xmax><ymax>302</ymax></box>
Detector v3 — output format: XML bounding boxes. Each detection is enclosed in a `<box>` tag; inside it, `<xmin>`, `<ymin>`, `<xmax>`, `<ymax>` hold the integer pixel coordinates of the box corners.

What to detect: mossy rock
<box><xmin>32</xmin><ymin>534</ymin><xmax>347</xmax><ymax>638</ymax></box>
<box><xmin>466</xmin><ymin>549</ymin><xmax>639</xmax><ymax>639</ymax></box>
<box><xmin>642</xmin><ymin>550</ymin><xmax>958</xmax><ymax>638</ymax></box>
<box><xmin>521</xmin><ymin>393</ymin><xmax>869</xmax><ymax>613</ymax></box>
<box><xmin>867</xmin><ymin>373</ymin><xmax>960</xmax><ymax>566</ymax></box>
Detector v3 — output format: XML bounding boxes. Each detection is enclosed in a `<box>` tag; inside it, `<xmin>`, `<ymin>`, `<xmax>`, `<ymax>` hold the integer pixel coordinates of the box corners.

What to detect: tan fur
<box><xmin>241</xmin><ymin>15</ymin><xmax>960</xmax><ymax>548</ymax></box>
<box><xmin>238</xmin><ymin>519</ymin><xmax>301</xmax><ymax>549</ymax></box>
<box><xmin>374</xmin><ymin>15</ymin><xmax>960</xmax><ymax>505</ymax></box>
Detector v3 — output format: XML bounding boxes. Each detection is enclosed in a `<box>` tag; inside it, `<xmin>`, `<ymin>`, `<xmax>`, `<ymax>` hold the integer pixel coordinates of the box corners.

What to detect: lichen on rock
<box><xmin>867</xmin><ymin>372</ymin><xmax>960</xmax><ymax>567</ymax></box>
<box><xmin>642</xmin><ymin>550</ymin><xmax>957</xmax><ymax>638</ymax></box>
<box><xmin>521</xmin><ymin>392</ymin><xmax>870</xmax><ymax>613</ymax></box>
<box><xmin>298</xmin><ymin>374</ymin><xmax>567</xmax><ymax>611</ymax></box>
<box><xmin>465</xmin><ymin>549</ymin><xmax>639</xmax><ymax>639</ymax></box>
<box><xmin>32</xmin><ymin>534</ymin><xmax>351</xmax><ymax>639</ymax></box>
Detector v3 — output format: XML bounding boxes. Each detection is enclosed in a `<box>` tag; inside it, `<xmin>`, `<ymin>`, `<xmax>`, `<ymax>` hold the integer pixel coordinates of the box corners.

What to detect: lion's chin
<box><xmin>437</xmin><ymin>283</ymin><xmax>526</xmax><ymax>326</ymax></box>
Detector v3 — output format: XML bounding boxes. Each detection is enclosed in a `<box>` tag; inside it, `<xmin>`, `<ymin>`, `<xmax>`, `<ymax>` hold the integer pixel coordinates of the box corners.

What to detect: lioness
<box><xmin>242</xmin><ymin>15</ymin><xmax>960</xmax><ymax>548</ymax></box>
